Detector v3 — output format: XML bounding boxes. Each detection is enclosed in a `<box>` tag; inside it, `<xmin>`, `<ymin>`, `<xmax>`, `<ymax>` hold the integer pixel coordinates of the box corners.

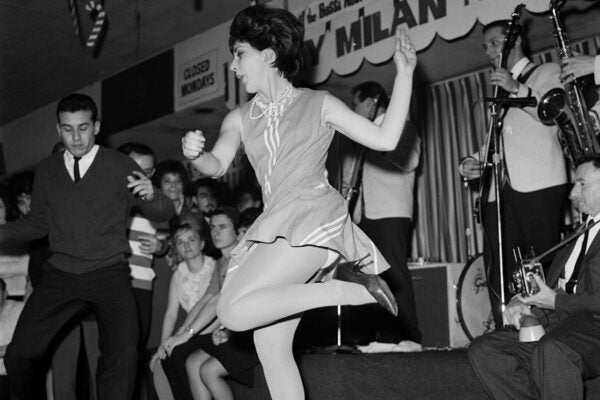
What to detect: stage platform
<box><xmin>230</xmin><ymin>349</ymin><xmax>600</xmax><ymax>400</ymax></box>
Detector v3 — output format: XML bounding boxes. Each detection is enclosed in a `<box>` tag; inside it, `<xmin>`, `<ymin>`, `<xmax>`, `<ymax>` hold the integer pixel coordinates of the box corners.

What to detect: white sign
<box><xmin>177</xmin><ymin>50</ymin><xmax>219</xmax><ymax>107</ymax></box>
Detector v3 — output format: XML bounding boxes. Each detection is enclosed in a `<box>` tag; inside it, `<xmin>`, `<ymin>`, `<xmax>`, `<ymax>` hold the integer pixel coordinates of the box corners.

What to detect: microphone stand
<box><xmin>489</xmin><ymin>99</ymin><xmax>508</xmax><ymax>321</ymax></box>
<box><xmin>481</xmin><ymin>95</ymin><xmax>535</xmax><ymax>323</ymax></box>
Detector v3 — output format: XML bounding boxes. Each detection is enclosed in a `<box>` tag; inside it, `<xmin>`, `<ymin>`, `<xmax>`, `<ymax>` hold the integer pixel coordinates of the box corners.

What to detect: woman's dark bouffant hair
<box><xmin>229</xmin><ymin>5</ymin><xmax>304</xmax><ymax>80</ymax></box>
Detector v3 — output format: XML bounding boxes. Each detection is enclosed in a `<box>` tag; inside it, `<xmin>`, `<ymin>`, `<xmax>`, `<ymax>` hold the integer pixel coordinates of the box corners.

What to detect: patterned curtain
<box><xmin>410</xmin><ymin>36</ymin><xmax>600</xmax><ymax>264</ymax></box>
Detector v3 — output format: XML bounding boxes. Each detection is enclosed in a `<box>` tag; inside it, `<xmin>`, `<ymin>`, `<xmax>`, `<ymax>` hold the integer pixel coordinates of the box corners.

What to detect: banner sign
<box><xmin>299</xmin><ymin>0</ymin><xmax>550</xmax><ymax>84</ymax></box>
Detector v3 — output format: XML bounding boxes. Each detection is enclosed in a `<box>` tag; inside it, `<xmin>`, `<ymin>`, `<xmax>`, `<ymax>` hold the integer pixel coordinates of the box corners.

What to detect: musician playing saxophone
<box><xmin>459</xmin><ymin>20</ymin><xmax>569</xmax><ymax>327</ymax></box>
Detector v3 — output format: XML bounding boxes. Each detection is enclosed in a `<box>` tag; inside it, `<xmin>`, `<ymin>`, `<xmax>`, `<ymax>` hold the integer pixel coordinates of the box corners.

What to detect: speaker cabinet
<box><xmin>410</xmin><ymin>262</ymin><xmax>470</xmax><ymax>348</ymax></box>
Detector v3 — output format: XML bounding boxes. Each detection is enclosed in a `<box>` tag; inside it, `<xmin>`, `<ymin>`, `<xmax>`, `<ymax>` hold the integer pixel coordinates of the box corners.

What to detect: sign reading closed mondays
<box><xmin>177</xmin><ymin>49</ymin><xmax>219</xmax><ymax>107</ymax></box>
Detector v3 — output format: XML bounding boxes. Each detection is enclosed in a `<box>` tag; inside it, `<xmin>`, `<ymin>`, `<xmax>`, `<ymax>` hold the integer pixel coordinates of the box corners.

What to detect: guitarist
<box><xmin>341</xmin><ymin>81</ymin><xmax>422</xmax><ymax>351</ymax></box>
<box><xmin>459</xmin><ymin>20</ymin><xmax>568</xmax><ymax>327</ymax></box>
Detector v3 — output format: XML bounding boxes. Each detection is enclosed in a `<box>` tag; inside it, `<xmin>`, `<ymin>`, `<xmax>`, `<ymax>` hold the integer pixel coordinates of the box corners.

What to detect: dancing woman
<box><xmin>182</xmin><ymin>5</ymin><xmax>417</xmax><ymax>399</ymax></box>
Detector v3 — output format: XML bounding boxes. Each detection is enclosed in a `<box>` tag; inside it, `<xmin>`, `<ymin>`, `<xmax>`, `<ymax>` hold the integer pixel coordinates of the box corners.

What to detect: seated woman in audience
<box><xmin>163</xmin><ymin>207</ymin><xmax>258</xmax><ymax>400</ymax></box>
<box><xmin>186</xmin><ymin>207</ymin><xmax>260</xmax><ymax>400</ymax></box>
<box><xmin>150</xmin><ymin>221</ymin><xmax>217</xmax><ymax>399</ymax></box>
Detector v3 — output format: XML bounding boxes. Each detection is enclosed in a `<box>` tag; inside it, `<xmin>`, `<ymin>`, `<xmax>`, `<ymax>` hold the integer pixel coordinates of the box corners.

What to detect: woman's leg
<box><xmin>199</xmin><ymin>357</ymin><xmax>233</xmax><ymax>400</ymax></box>
<box><xmin>217</xmin><ymin>238</ymin><xmax>374</xmax><ymax>331</ymax></box>
<box><xmin>254</xmin><ymin>317</ymin><xmax>303</xmax><ymax>400</ymax></box>
<box><xmin>185</xmin><ymin>349</ymin><xmax>212</xmax><ymax>400</ymax></box>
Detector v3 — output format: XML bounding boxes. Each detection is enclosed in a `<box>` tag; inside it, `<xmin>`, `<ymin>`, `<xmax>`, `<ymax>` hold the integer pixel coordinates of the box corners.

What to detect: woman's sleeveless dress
<box><xmin>228</xmin><ymin>88</ymin><xmax>391</xmax><ymax>279</ymax></box>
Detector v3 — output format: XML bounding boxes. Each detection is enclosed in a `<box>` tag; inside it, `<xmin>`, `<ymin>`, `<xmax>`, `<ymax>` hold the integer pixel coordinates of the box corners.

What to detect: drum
<box><xmin>456</xmin><ymin>254</ymin><xmax>495</xmax><ymax>341</ymax></box>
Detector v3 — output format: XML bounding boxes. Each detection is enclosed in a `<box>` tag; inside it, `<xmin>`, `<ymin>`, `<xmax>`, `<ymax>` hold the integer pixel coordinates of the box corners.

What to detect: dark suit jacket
<box><xmin>542</xmin><ymin>228</ymin><xmax>600</xmax><ymax>318</ymax></box>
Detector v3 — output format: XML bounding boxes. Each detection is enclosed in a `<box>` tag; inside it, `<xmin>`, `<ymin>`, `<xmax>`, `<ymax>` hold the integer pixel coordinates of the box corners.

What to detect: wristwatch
<box><xmin>186</xmin><ymin>327</ymin><xmax>195</xmax><ymax>336</ymax></box>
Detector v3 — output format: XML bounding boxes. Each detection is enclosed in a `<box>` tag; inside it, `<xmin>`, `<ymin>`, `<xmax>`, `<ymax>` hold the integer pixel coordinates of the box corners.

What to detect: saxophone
<box><xmin>537</xmin><ymin>0</ymin><xmax>600</xmax><ymax>166</ymax></box>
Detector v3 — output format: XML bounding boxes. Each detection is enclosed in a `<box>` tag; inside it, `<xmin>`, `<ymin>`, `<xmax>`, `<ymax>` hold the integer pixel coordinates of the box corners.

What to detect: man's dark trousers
<box><xmin>5</xmin><ymin>261</ymin><xmax>139</xmax><ymax>400</ymax></box>
<box><xmin>360</xmin><ymin>216</ymin><xmax>421</xmax><ymax>343</ymax></box>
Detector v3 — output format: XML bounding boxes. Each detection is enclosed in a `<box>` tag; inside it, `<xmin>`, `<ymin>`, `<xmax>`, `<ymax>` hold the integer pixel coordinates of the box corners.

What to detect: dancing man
<box><xmin>0</xmin><ymin>93</ymin><xmax>174</xmax><ymax>400</ymax></box>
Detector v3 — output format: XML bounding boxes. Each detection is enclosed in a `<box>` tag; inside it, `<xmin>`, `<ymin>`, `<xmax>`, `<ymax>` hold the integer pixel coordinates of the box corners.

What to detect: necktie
<box><xmin>74</xmin><ymin>156</ymin><xmax>81</xmax><ymax>182</ymax></box>
<box><xmin>565</xmin><ymin>219</ymin><xmax>592</xmax><ymax>293</ymax></box>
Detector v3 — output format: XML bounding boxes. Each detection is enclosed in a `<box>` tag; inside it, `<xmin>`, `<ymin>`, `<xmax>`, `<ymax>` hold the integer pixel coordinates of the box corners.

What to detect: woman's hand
<box><xmin>393</xmin><ymin>28</ymin><xmax>417</xmax><ymax>75</ymax></box>
<box><xmin>182</xmin><ymin>130</ymin><xmax>206</xmax><ymax>160</ymax></box>
<box><xmin>159</xmin><ymin>333</ymin><xmax>190</xmax><ymax>357</ymax></box>
<box><xmin>156</xmin><ymin>340</ymin><xmax>169</xmax><ymax>360</ymax></box>
<box><xmin>212</xmin><ymin>327</ymin><xmax>231</xmax><ymax>346</ymax></box>
<box><xmin>149</xmin><ymin>353</ymin><xmax>161</xmax><ymax>371</ymax></box>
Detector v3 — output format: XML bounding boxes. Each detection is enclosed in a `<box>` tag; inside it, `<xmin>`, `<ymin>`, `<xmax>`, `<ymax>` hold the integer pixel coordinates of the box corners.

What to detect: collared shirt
<box><xmin>63</xmin><ymin>145</ymin><xmax>99</xmax><ymax>181</ymax></box>
<box><xmin>510</xmin><ymin>57</ymin><xmax>530</xmax><ymax>79</ymax></box>
<box><xmin>560</xmin><ymin>213</ymin><xmax>600</xmax><ymax>288</ymax></box>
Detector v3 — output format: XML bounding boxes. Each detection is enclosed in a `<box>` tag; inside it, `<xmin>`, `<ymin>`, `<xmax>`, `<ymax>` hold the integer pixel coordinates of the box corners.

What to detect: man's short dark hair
<box><xmin>234</xmin><ymin>183</ymin><xmax>262</xmax><ymax>202</ymax></box>
<box><xmin>351</xmin><ymin>81</ymin><xmax>389</xmax><ymax>108</ymax></box>
<box><xmin>239</xmin><ymin>207</ymin><xmax>261</xmax><ymax>231</ymax></box>
<box><xmin>577</xmin><ymin>154</ymin><xmax>600</xmax><ymax>169</ymax></box>
<box><xmin>116</xmin><ymin>142</ymin><xmax>155</xmax><ymax>160</ymax></box>
<box><xmin>482</xmin><ymin>19</ymin><xmax>528</xmax><ymax>55</ymax></box>
<box><xmin>192</xmin><ymin>178</ymin><xmax>221</xmax><ymax>197</ymax></box>
<box><xmin>56</xmin><ymin>93</ymin><xmax>98</xmax><ymax>122</ymax></box>
<box><xmin>10</xmin><ymin>171</ymin><xmax>35</xmax><ymax>196</ymax></box>
<box><xmin>210</xmin><ymin>207</ymin><xmax>242</xmax><ymax>232</ymax></box>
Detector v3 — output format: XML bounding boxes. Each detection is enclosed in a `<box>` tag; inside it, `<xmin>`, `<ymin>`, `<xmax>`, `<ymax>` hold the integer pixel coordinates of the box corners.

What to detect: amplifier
<box><xmin>410</xmin><ymin>259</ymin><xmax>492</xmax><ymax>348</ymax></box>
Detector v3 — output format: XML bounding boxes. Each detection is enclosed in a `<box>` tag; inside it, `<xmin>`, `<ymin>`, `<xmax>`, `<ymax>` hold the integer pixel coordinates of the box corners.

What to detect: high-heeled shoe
<box><xmin>333</xmin><ymin>258</ymin><xmax>398</xmax><ymax>316</ymax></box>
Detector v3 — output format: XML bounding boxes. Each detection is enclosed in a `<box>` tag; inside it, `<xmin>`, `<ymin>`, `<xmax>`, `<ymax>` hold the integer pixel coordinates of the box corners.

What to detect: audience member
<box><xmin>0</xmin><ymin>188</ymin><xmax>17</xmax><ymax>226</ymax></box>
<box><xmin>185</xmin><ymin>207</ymin><xmax>260</xmax><ymax>400</ymax></box>
<box><xmin>233</xmin><ymin>183</ymin><xmax>263</xmax><ymax>212</ymax></box>
<box><xmin>0</xmin><ymin>278</ymin><xmax>26</xmax><ymax>399</ymax></box>
<box><xmin>9</xmin><ymin>172</ymin><xmax>34</xmax><ymax>219</ymax></box>
<box><xmin>150</xmin><ymin>221</ymin><xmax>218</xmax><ymax>399</ymax></box>
<box><xmin>161</xmin><ymin>207</ymin><xmax>243</xmax><ymax>400</ymax></box>
<box><xmin>192</xmin><ymin>178</ymin><xmax>221</xmax><ymax>215</ymax></box>
<box><xmin>117</xmin><ymin>142</ymin><xmax>163</xmax><ymax>399</ymax></box>
<box><xmin>154</xmin><ymin>160</ymin><xmax>197</xmax><ymax>227</ymax></box>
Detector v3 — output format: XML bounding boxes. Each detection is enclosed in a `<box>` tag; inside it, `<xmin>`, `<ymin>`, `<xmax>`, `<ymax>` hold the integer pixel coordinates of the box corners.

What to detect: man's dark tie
<box><xmin>74</xmin><ymin>156</ymin><xmax>81</xmax><ymax>182</ymax></box>
<box><xmin>565</xmin><ymin>219</ymin><xmax>593</xmax><ymax>294</ymax></box>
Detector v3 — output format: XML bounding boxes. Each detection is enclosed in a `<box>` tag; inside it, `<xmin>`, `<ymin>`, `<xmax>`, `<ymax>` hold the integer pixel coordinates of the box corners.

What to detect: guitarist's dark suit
<box><xmin>468</xmin><ymin>222</ymin><xmax>600</xmax><ymax>400</ymax></box>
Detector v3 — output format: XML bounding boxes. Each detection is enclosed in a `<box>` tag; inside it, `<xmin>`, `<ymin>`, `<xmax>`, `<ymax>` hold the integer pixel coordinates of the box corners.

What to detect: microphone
<box><xmin>483</xmin><ymin>96</ymin><xmax>538</xmax><ymax>107</ymax></box>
